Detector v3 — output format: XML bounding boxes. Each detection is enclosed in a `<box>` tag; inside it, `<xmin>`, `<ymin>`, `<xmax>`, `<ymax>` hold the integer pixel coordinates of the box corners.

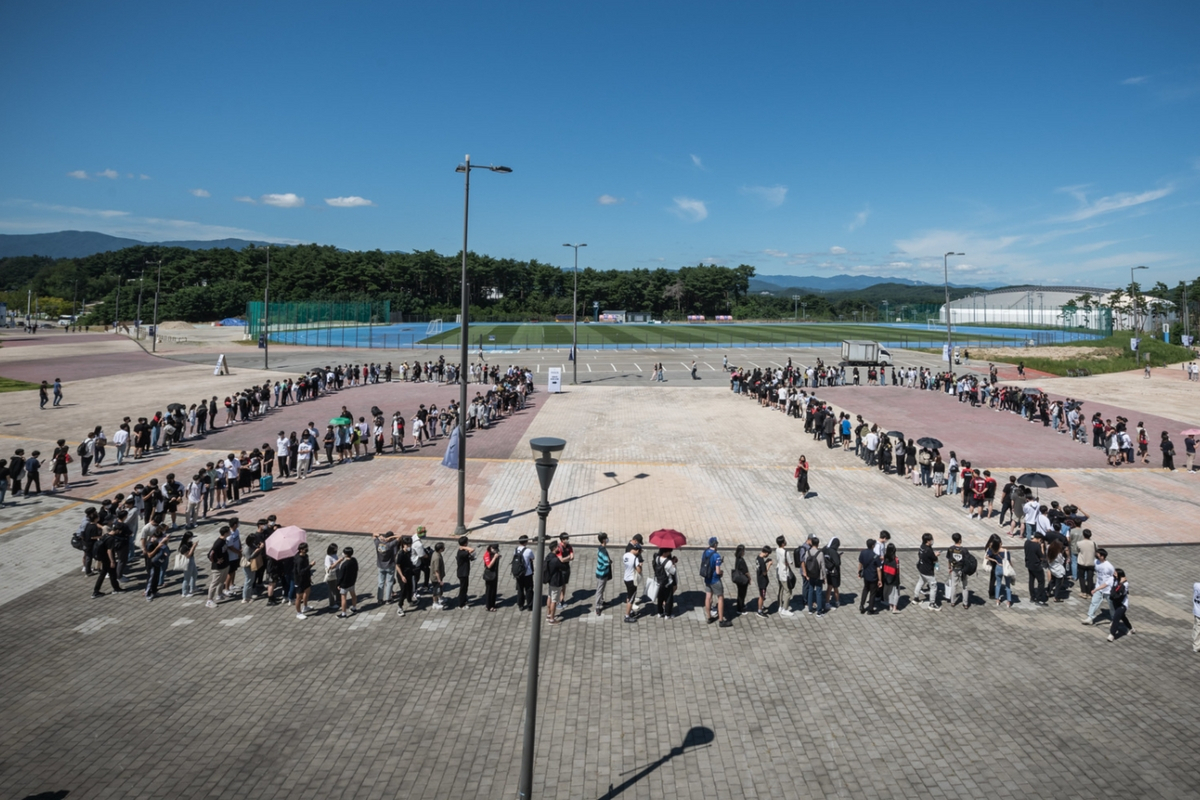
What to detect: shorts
<box><xmin>624</xmin><ymin>580</ymin><xmax>637</xmax><ymax>600</ymax></box>
<box><xmin>339</xmin><ymin>586</ymin><xmax>354</xmax><ymax>596</ymax></box>
<box><xmin>708</xmin><ymin>579</ymin><xmax>725</xmax><ymax>597</ymax></box>
<box><xmin>227</xmin><ymin>560</ymin><xmax>241</xmax><ymax>575</ymax></box>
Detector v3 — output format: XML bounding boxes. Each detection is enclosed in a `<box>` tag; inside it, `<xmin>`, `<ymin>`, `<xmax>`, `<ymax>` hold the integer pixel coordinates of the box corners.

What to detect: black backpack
<box><xmin>653</xmin><ymin>556</ymin><xmax>670</xmax><ymax>587</ymax></box>
<box><xmin>76</xmin><ymin>441</ymin><xmax>88</xmax><ymax>458</ymax></box>
<box><xmin>1109</xmin><ymin>581</ymin><xmax>1127</xmax><ymax>606</ymax></box>
<box><xmin>962</xmin><ymin>549</ymin><xmax>978</xmax><ymax>577</ymax></box>
<box><xmin>793</xmin><ymin>546</ymin><xmax>805</xmax><ymax>569</ymax></box>
<box><xmin>699</xmin><ymin>550</ymin><xmax>715</xmax><ymax>581</ymax></box>
<box><xmin>510</xmin><ymin>549</ymin><xmax>526</xmax><ymax>581</ymax></box>
<box><xmin>805</xmin><ymin>550</ymin><xmax>822</xmax><ymax>579</ymax></box>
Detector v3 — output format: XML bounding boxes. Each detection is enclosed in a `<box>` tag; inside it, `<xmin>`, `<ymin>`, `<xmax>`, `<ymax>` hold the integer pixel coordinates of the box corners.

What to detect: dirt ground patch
<box><xmin>158</xmin><ymin>320</ymin><xmax>200</xmax><ymax>330</ymax></box>
<box><xmin>974</xmin><ymin>345</ymin><xmax>1121</xmax><ymax>362</ymax></box>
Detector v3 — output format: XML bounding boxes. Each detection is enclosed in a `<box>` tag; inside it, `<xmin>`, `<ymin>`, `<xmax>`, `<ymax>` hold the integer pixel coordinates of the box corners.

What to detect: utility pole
<box><xmin>148</xmin><ymin>259</ymin><xmax>163</xmax><ymax>352</ymax></box>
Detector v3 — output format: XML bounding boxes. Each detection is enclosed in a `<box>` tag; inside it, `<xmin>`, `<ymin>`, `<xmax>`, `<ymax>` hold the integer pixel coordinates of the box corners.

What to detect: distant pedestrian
<box><xmin>794</xmin><ymin>455</ymin><xmax>810</xmax><ymax>496</ymax></box>
<box><xmin>53</xmin><ymin>377</ymin><xmax>63</xmax><ymax>406</ymax></box>
<box><xmin>858</xmin><ymin>538</ymin><xmax>881</xmax><ymax>614</ymax></box>
<box><xmin>336</xmin><ymin>546</ymin><xmax>360</xmax><ymax>618</ymax></box>
<box><xmin>39</xmin><ymin>381</ymin><xmax>49</xmax><ymax>409</ymax></box>
<box><xmin>654</xmin><ymin>548</ymin><xmax>677</xmax><ymax>618</ymax></box>
<box><xmin>913</xmin><ymin>533</ymin><xmax>939</xmax><ymax>610</ymax></box>
<box><xmin>755</xmin><ymin>546</ymin><xmax>772</xmax><ymax>617</ymax></box>
<box><xmin>1107</xmin><ymin>569</ymin><xmax>1134</xmax><ymax>642</ymax></box>
<box><xmin>455</xmin><ymin>536</ymin><xmax>474</xmax><ymax>609</ymax></box>
<box><xmin>482</xmin><ymin>543</ymin><xmax>501</xmax><ymax>611</ymax></box>
<box><xmin>294</xmin><ymin>543</ymin><xmax>313</xmax><ymax>619</ymax></box>
<box><xmin>592</xmin><ymin>532</ymin><xmax>611</xmax><ymax>616</ymax></box>
<box><xmin>622</xmin><ymin>542</ymin><xmax>642</xmax><ymax>623</ymax></box>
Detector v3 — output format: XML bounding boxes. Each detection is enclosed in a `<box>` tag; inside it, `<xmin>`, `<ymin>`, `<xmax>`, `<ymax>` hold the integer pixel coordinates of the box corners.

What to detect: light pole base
<box><xmin>453</xmin><ymin>523</ymin><xmax>467</xmax><ymax>536</ymax></box>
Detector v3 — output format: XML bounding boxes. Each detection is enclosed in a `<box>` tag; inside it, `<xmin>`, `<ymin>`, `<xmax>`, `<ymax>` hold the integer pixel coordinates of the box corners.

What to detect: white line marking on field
<box><xmin>587</xmin><ymin>363</ymin><xmax>592</xmax><ymax>372</ymax></box>
<box><xmin>704</xmin><ymin>362</ymin><xmax>716</xmax><ymax>370</ymax></box>
<box><xmin>680</xmin><ymin>362</ymin><xmax>690</xmax><ymax>370</ymax></box>
<box><xmin>171</xmin><ymin>618</ymin><xmax>195</xmax><ymax>627</ymax></box>
<box><xmin>74</xmin><ymin>616</ymin><xmax>119</xmax><ymax>635</ymax></box>
<box><xmin>634</xmin><ymin>363</ymin><xmax>642</xmax><ymax>371</ymax></box>
<box><xmin>536</xmin><ymin>365</ymin><xmax>540</xmax><ymax>372</ymax></box>
<box><xmin>749</xmin><ymin>361</ymin><xmax>761</xmax><ymax>368</ymax></box>
<box><xmin>219</xmin><ymin>615</ymin><xmax>253</xmax><ymax>627</ymax></box>
<box><xmin>611</xmin><ymin>363</ymin><xmax>617</xmax><ymax>371</ymax></box>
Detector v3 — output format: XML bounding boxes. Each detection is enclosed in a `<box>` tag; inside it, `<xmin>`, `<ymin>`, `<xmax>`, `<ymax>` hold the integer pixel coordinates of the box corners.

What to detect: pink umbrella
<box><xmin>265</xmin><ymin>525</ymin><xmax>307</xmax><ymax>560</ymax></box>
<box><xmin>1181</xmin><ymin>429</ymin><xmax>1200</xmax><ymax>436</ymax></box>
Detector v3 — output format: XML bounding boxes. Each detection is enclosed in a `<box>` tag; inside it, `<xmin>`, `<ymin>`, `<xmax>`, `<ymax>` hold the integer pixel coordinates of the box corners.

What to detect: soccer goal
<box><xmin>426</xmin><ymin>318</ymin><xmax>444</xmax><ymax>336</ymax></box>
<box><xmin>927</xmin><ymin>318</ymin><xmax>954</xmax><ymax>332</ymax></box>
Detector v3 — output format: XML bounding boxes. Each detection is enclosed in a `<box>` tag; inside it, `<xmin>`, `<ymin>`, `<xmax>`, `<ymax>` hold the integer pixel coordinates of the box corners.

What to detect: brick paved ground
<box><xmin>0</xmin><ymin>540</ymin><xmax>1196</xmax><ymax>800</ymax></box>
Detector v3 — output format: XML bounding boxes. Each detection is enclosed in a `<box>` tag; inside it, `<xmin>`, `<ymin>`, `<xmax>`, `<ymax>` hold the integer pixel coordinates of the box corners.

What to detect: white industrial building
<box><xmin>939</xmin><ymin>285</ymin><xmax>1174</xmax><ymax>331</ymax></box>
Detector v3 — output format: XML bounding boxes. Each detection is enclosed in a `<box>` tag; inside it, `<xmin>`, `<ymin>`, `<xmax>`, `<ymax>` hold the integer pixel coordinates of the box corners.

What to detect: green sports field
<box><xmin>420</xmin><ymin>323</ymin><xmax>1017</xmax><ymax>349</ymax></box>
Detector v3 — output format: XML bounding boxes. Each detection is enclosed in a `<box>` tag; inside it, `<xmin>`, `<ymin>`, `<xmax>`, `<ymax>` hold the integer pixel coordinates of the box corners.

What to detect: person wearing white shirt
<box><xmin>774</xmin><ymin>535</ymin><xmax>794</xmax><ymax>616</ymax></box>
<box><xmin>184</xmin><ymin>474</ymin><xmax>203</xmax><ymax>528</ymax></box>
<box><xmin>225</xmin><ymin>454</ymin><xmax>241</xmax><ymax>503</ymax></box>
<box><xmin>1022</xmin><ymin>498</ymin><xmax>1040</xmax><ymax>538</ymax></box>
<box><xmin>1083</xmin><ymin>549</ymin><xmax>1115</xmax><ymax>625</ymax></box>
<box><xmin>863</xmin><ymin>431</ymin><xmax>879</xmax><ymax>467</ymax></box>
<box><xmin>297</xmin><ymin>435</ymin><xmax>314</xmax><ymax>479</ymax></box>
<box><xmin>276</xmin><ymin>434</ymin><xmax>291</xmax><ymax>478</ymax></box>
<box><xmin>112</xmin><ymin>425</ymin><xmax>130</xmax><ymax>465</ymax></box>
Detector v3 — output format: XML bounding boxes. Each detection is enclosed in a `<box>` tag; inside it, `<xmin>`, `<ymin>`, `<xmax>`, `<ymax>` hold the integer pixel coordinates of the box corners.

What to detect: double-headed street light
<box><xmin>518</xmin><ymin>436</ymin><xmax>566</xmax><ymax>800</ymax></box>
<box><xmin>147</xmin><ymin>260</ymin><xmax>163</xmax><ymax>352</ymax></box>
<box><xmin>454</xmin><ymin>155</ymin><xmax>512</xmax><ymax>536</ymax></box>
<box><xmin>943</xmin><ymin>252</ymin><xmax>964</xmax><ymax>367</ymax></box>
<box><xmin>562</xmin><ymin>243</ymin><xmax>586</xmax><ymax>384</ymax></box>
<box><xmin>251</xmin><ymin>244</ymin><xmax>271</xmax><ymax>369</ymax></box>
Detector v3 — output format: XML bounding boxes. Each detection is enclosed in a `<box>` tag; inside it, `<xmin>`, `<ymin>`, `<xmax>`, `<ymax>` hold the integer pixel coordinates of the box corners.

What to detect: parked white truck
<box><xmin>840</xmin><ymin>339</ymin><xmax>893</xmax><ymax>366</ymax></box>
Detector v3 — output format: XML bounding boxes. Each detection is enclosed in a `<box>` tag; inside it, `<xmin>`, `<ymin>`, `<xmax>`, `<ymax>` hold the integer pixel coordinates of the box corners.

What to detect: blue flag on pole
<box><xmin>441</xmin><ymin>426</ymin><xmax>461</xmax><ymax>469</ymax></box>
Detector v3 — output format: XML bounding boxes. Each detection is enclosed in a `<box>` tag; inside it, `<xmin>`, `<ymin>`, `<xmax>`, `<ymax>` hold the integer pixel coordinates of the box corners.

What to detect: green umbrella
<box><xmin>330</xmin><ymin>417</ymin><xmax>351</xmax><ymax>426</ymax></box>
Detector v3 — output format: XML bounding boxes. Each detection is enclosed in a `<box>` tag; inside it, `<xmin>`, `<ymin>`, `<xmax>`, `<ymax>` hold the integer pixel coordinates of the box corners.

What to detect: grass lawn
<box><xmin>986</xmin><ymin>331</ymin><xmax>1196</xmax><ymax>376</ymax></box>
<box><xmin>0</xmin><ymin>377</ymin><xmax>39</xmax><ymax>392</ymax></box>
<box><xmin>419</xmin><ymin>322</ymin><xmax>1016</xmax><ymax>349</ymax></box>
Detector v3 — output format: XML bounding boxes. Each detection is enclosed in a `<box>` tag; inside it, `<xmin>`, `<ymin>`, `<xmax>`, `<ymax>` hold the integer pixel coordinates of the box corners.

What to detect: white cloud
<box><xmin>847</xmin><ymin>206</ymin><xmax>870</xmax><ymax>231</ymax></box>
<box><xmin>830</xmin><ymin>246</ymin><xmax>847</xmax><ymax>255</ymax></box>
<box><xmin>597</xmin><ymin>194</ymin><xmax>624</xmax><ymax>205</ymax></box>
<box><xmin>690</xmin><ymin>154</ymin><xmax>705</xmax><ymax>170</ymax></box>
<box><xmin>763</xmin><ymin>249</ymin><xmax>789</xmax><ymax>258</ymax></box>
<box><xmin>139</xmin><ymin>174</ymin><xmax>151</xmax><ymax>180</ymax></box>
<box><xmin>28</xmin><ymin>202</ymin><xmax>129</xmax><ymax>218</ymax></box>
<box><xmin>740</xmin><ymin>184</ymin><xmax>787</xmax><ymax>208</ymax></box>
<box><xmin>670</xmin><ymin>196</ymin><xmax>708</xmax><ymax>222</ymax></box>
<box><xmin>1054</xmin><ymin>185</ymin><xmax>1173</xmax><ymax>222</ymax></box>
<box><xmin>97</xmin><ymin>169</ymin><xmax>119</xmax><ymax>180</ymax></box>
<box><xmin>1069</xmin><ymin>239</ymin><xmax>1121</xmax><ymax>254</ymax></box>
<box><xmin>261</xmin><ymin>193</ymin><xmax>305</xmax><ymax>208</ymax></box>
<box><xmin>1121</xmin><ymin>76</ymin><xmax>1149</xmax><ymax>85</ymax></box>
<box><xmin>67</xmin><ymin>170</ymin><xmax>89</xmax><ymax>180</ymax></box>
<box><xmin>700</xmin><ymin>257</ymin><xmax>724</xmax><ymax>265</ymax></box>
<box><xmin>324</xmin><ymin>196</ymin><xmax>375</xmax><ymax>208</ymax></box>
<box><xmin>190</xmin><ymin>189</ymin><xmax>211</xmax><ymax>198</ymax></box>
<box><xmin>1</xmin><ymin>200</ymin><xmax>295</xmax><ymax>243</ymax></box>
<box><xmin>234</xmin><ymin>196</ymin><xmax>257</xmax><ymax>204</ymax></box>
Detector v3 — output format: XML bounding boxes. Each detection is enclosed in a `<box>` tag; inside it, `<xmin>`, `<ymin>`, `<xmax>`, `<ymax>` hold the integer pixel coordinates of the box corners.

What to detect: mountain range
<box><xmin>0</xmin><ymin>230</ymin><xmax>266</xmax><ymax>259</ymax></box>
<box><xmin>749</xmin><ymin>273</ymin><xmax>1000</xmax><ymax>293</ymax></box>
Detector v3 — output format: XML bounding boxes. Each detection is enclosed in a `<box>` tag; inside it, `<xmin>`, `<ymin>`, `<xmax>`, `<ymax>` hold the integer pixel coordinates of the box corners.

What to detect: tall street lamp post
<box><xmin>518</xmin><ymin>436</ymin><xmax>566</xmax><ymax>800</ymax></box>
<box><xmin>943</xmin><ymin>252</ymin><xmax>964</xmax><ymax>367</ymax></box>
<box><xmin>147</xmin><ymin>260</ymin><xmax>163</xmax><ymax>352</ymax></box>
<box><xmin>252</xmin><ymin>244</ymin><xmax>272</xmax><ymax>369</ymax></box>
<box><xmin>562</xmin><ymin>243</ymin><xmax>586</xmax><ymax>384</ymax></box>
<box><xmin>454</xmin><ymin>155</ymin><xmax>512</xmax><ymax>536</ymax></box>
<box><xmin>1130</xmin><ymin>265</ymin><xmax>1148</xmax><ymax>334</ymax></box>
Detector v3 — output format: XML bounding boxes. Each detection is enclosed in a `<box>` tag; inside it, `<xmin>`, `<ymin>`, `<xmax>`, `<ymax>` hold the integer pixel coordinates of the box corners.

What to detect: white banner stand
<box><xmin>214</xmin><ymin>354</ymin><xmax>229</xmax><ymax>375</ymax></box>
<box><xmin>547</xmin><ymin>367</ymin><xmax>562</xmax><ymax>393</ymax></box>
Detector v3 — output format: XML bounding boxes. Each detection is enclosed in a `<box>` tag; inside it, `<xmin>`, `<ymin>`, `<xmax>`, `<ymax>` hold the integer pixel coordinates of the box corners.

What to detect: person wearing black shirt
<box><xmin>858</xmin><ymin>538</ymin><xmax>882</xmax><ymax>614</ymax></box>
<box><xmin>293</xmin><ymin>543</ymin><xmax>313</xmax><ymax>619</ymax></box>
<box><xmin>455</xmin><ymin>536</ymin><xmax>475</xmax><ymax>609</ymax></box>
<box><xmin>913</xmin><ymin>533</ymin><xmax>940</xmax><ymax>609</ymax></box>
<box><xmin>1024</xmin><ymin>532</ymin><xmax>1048</xmax><ymax>605</ymax></box>
<box><xmin>91</xmin><ymin>527</ymin><xmax>123</xmax><ymax>597</ymax></box>
<box><xmin>336</xmin><ymin>547</ymin><xmax>360</xmax><ymax>617</ymax></box>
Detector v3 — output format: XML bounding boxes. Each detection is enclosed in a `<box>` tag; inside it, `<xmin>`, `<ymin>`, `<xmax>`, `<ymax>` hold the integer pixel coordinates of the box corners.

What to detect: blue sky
<box><xmin>1</xmin><ymin>0</ymin><xmax>1197</xmax><ymax>288</ymax></box>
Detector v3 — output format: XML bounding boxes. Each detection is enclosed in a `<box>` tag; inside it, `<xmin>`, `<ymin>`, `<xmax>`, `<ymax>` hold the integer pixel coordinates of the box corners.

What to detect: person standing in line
<box><xmin>802</xmin><ymin>537</ymin><xmax>826</xmax><ymax>616</ymax></box>
<box><xmin>294</xmin><ymin>543</ymin><xmax>314</xmax><ymax>619</ymax></box>
<box><xmin>1192</xmin><ymin>581</ymin><xmax>1200</xmax><ymax>654</ymax></box>
<box><xmin>1185</xmin><ymin>434</ymin><xmax>1196</xmax><ymax>473</ymax></box>
<box><xmin>455</xmin><ymin>536</ymin><xmax>475</xmax><ymax>609</ymax></box>
<box><xmin>1161</xmin><ymin>431</ymin><xmax>1176</xmax><ymax>471</ymax></box>
<box><xmin>184</xmin><ymin>473</ymin><xmax>203</xmax><ymax>530</ymax></box>
<box><xmin>142</xmin><ymin>522</ymin><xmax>170</xmax><ymax>601</ymax></box>
<box><xmin>482</xmin><ymin>543</ymin><xmax>501</xmax><ymax>612</ymax></box>
<box><xmin>1024</xmin><ymin>532</ymin><xmax>1048</xmax><ymax>606</ymax></box>
<box><xmin>913</xmin><ymin>533</ymin><xmax>940</xmax><ymax>610</ymax></box>
<box><xmin>592</xmin><ymin>533</ymin><xmax>611</xmax><ymax>616</ymax></box>
<box><xmin>755</xmin><ymin>546</ymin><xmax>772</xmax><ymax>617</ymax></box>
<box><xmin>986</xmin><ymin>534</ymin><xmax>1013</xmax><ymax>609</ymax></box>
<box><xmin>1076</xmin><ymin>529</ymin><xmax>1097</xmax><ymax>597</ymax></box>
<box><xmin>858</xmin><ymin>538</ymin><xmax>882</xmax><ymax>614</ymax></box>
<box><xmin>774</xmin><ymin>535</ymin><xmax>794</xmax><ymax>616</ymax></box>
<box><xmin>654</xmin><ymin>548</ymin><xmax>677</xmax><ymax>618</ymax></box>
<box><xmin>335</xmin><ymin>546</ymin><xmax>360</xmax><ymax>618</ymax></box>
<box><xmin>396</xmin><ymin>536</ymin><xmax>418</xmax><ymax>613</ymax></box>
<box><xmin>823</xmin><ymin>538</ymin><xmax>842</xmax><ymax>610</ymax></box>
<box><xmin>944</xmin><ymin>533</ymin><xmax>970</xmax><ymax>610</ymax></box>
<box><xmin>79</xmin><ymin>431</ymin><xmax>95</xmax><ymax>477</ymax></box>
<box><xmin>90</xmin><ymin>526</ymin><xmax>123</xmax><ymax>598</ymax></box>
<box><xmin>373</xmin><ymin>530</ymin><xmax>397</xmax><ymax>605</ymax></box>
<box><xmin>702</xmin><ymin>538</ymin><xmax>731</xmax><ymax>628</ymax></box>
<box><xmin>1106</xmin><ymin>569</ymin><xmax>1134</xmax><ymax>642</ymax></box>
<box><xmin>50</xmin><ymin>440</ymin><xmax>70</xmax><ymax>492</ymax></box>
<box><xmin>732</xmin><ymin>544</ymin><xmax>750</xmax><ymax>614</ymax></box>
<box><xmin>297</xmin><ymin>434</ymin><xmax>313</xmax><ymax>479</ymax></box>
<box><xmin>622</xmin><ymin>542</ymin><xmax>642</xmax><ymax>623</ymax></box>
<box><xmin>880</xmin><ymin>542</ymin><xmax>901</xmax><ymax>614</ymax></box>
<box><xmin>428</xmin><ymin>542</ymin><xmax>446</xmax><ymax>610</ymax></box>
<box><xmin>512</xmin><ymin>535</ymin><xmax>533</xmax><ymax>612</ymax></box>
<box><xmin>1083</xmin><ymin>549</ymin><xmax>1115</xmax><ymax>626</ymax></box>
<box><xmin>223</xmin><ymin>518</ymin><xmax>242</xmax><ymax>596</ymax></box>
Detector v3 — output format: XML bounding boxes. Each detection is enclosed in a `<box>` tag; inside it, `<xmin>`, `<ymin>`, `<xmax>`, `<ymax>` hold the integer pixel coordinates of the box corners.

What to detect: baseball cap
<box><xmin>708</xmin><ymin>537</ymin><xmax>718</xmax><ymax>547</ymax></box>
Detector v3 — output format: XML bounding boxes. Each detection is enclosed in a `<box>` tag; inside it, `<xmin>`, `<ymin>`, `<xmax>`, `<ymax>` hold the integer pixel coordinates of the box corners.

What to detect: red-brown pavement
<box><xmin>0</xmin><ymin>332</ymin><xmax>172</xmax><ymax>382</ymax></box>
<box><xmin>819</xmin><ymin>383</ymin><xmax>1190</xmax><ymax>469</ymax></box>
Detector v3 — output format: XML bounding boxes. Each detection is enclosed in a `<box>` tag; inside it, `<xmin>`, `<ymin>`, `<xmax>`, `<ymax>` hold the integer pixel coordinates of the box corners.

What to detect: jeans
<box><xmin>145</xmin><ymin>561</ymin><xmax>165</xmax><ymax>598</ymax></box>
<box><xmin>994</xmin><ymin>565</ymin><xmax>1012</xmax><ymax>603</ymax></box>
<box><xmin>806</xmin><ymin>581</ymin><xmax>826</xmax><ymax>613</ymax></box>
<box><xmin>1086</xmin><ymin>591</ymin><xmax>1110</xmax><ymax>622</ymax></box>
<box><xmin>115</xmin><ymin>443</ymin><xmax>127</xmax><ymax>465</ymax></box>
<box><xmin>377</xmin><ymin>568</ymin><xmax>395</xmax><ymax>603</ymax></box>
<box><xmin>242</xmin><ymin>565</ymin><xmax>256</xmax><ymax>601</ymax></box>
<box><xmin>948</xmin><ymin>471</ymin><xmax>958</xmax><ymax>494</ymax></box>
<box><xmin>913</xmin><ymin>572</ymin><xmax>938</xmax><ymax>606</ymax></box>
<box><xmin>181</xmin><ymin>559</ymin><xmax>198</xmax><ymax>595</ymax></box>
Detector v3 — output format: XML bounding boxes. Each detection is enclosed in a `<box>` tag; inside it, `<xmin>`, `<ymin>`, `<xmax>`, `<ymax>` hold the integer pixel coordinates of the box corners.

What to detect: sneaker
<box><xmin>718</xmin><ymin>619</ymin><xmax>732</xmax><ymax>628</ymax></box>
<box><xmin>350</xmin><ymin>606</ymin><xmax>359</xmax><ymax>614</ymax></box>
<box><xmin>780</xmin><ymin>609</ymin><xmax>795</xmax><ymax>617</ymax></box>
<box><xmin>91</xmin><ymin>592</ymin><xmax>104</xmax><ymax>599</ymax></box>
<box><xmin>206</xmin><ymin>600</ymin><xmax>216</xmax><ymax>608</ymax></box>
<box><xmin>927</xmin><ymin>604</ymin><xmax>939</xmax><ymax>611</ymax></box>
<box><xmin>396</xmin><ymin>608</ymin><xmax>406</xmax><ymax>616</ymax></box>
<box><xmin>756</xmin><ymin>611</ymin><xmax>768</xmax><ymax>618</ymax></box>
<box><xmin>623</xmin><ymin>615</ymin><xmax>637</xmax><ymax>623</ymax></box>
<box><xmin>296</xmin><ymin>613</ymin><xmax>307</xmax><ymax>620</ymax></box>
<box><xmin>337</xmin><ymin>612</ymin><xmax>348</xmax><ymax>618</ymax></box>
<box><xmin>815</xmin><ymin>612</ymin><xmax>824</xmax><ymax>618</ymax></box>
<box><xmin>1106</xmin><ymin>634</ymin><xmax>1114</xmax><ymax>642</ymax></box>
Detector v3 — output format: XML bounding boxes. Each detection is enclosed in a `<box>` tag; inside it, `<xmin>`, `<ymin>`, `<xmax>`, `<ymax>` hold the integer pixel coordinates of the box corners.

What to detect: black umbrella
<box><xmin>1017</xmin><ymin>472</ymin><xmax>1057</xmax><ymax>489</ymax></box>
<box><xmin>167</xmin><ymin>403</ymin><xmax>186</xmax><ymax>412</ymax></box>
<box><xmin>886</xmin><ymin>430</ymin><xmax>904</xmax><ymax>439</ymax></box>
<box><xmin>1023</xmin><ymin>388</ymin><xmax>1043</xmax><ymax>396</ymax></box>
<box><xmin>917</xmin><ymin>437</ymin><xmax>943</xmax><ymax>449</ymax></box>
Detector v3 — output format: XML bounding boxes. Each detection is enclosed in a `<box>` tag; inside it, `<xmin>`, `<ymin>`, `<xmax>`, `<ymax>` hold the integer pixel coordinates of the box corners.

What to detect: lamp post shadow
<box><xmin>596</xmin><ymin>726</ymin><xmax>716</xmax><ymax>800</ymax></box>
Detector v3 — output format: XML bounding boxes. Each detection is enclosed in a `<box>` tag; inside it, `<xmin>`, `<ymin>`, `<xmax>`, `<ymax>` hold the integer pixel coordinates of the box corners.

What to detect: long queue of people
<box><xmin>72</xmin><ymin>514</ymin><xmax>1138</xmax><ymax>644</ymax></box>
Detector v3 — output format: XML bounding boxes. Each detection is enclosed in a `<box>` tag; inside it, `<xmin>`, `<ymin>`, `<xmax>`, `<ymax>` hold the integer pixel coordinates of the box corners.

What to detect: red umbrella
<box><xmin>649</xmin><ymin>529</ymin><xmax>687</xmax><ymax>549</ymax></box>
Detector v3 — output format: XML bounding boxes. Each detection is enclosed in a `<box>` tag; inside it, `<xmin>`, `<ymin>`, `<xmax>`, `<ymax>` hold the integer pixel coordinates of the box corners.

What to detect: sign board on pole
<box><xmin>941</xmin><ymin>343</ymin><xmax>950</xmax><ymax>362</ymax></box>
<box><xmin>1163</xmin><ymin>322</ymin><xmax>1170</xmax><ymax>336</ymax></box>
<box><xmin>214</xmin><ymin>354</ymin><xmax>229</xmax><ymax>375</ymax></box>
<box><xmin>547</xmin><ymin>367</ymin><xmax>562</xmax><ymax>393</ymax></box>
<box><xmin>1130</xmin><ymin>338</ymin><xmax>1139</xmax><ymax>352</ymax></box>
